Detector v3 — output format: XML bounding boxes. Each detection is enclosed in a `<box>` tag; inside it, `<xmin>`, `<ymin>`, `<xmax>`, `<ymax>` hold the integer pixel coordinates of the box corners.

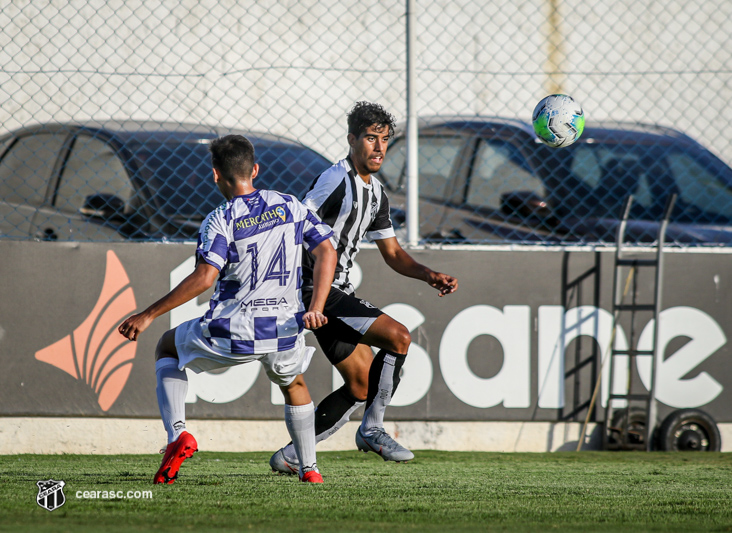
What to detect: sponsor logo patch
<box><xmin>235</xmin><ymin>206</ymin><xmax>288</xmax><ymax>231</ymax></box>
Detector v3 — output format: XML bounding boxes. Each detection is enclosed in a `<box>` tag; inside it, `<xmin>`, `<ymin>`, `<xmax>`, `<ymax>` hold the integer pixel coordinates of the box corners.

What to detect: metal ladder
<box><xmin>560</xmin><ymin>251</ymin><xmax>601</xmax><ymax>424</ymax></box>
<box><xmin>603</xmin><ymin>193</ymin><xmax>676</xmax><ymax>451</ymax></box>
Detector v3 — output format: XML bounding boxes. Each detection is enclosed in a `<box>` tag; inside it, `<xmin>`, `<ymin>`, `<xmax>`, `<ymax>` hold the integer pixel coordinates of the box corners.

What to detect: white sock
<box><xmin>156</xmin><ymin>358</ymin><xmax>188</xmax><ymax>444</ymax></box>
<box><xmin>361</xmin><ymin>353</ymin><xmax>397</xmax><ymax>436</ymax></box>
<box><xmin>281</xmin><ymin>399</ymin><xmax>364</xmax><ymax>462</ymax></box>
<box><xmin>284</xmin><ymin>402</ymin><xmax>317</xmax><ymax>477</ymax></box>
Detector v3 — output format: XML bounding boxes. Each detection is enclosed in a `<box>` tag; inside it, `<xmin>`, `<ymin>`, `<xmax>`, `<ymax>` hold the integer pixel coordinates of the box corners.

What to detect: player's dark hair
<box><xmin>347</xmin><ymin>101</ymin><xmax>396</xmax><ymax>138</ymax></box>
<box><xmin>209</xmin><ymin>135</ymin><xmax>255</xmax><ymax>182</ymax></box>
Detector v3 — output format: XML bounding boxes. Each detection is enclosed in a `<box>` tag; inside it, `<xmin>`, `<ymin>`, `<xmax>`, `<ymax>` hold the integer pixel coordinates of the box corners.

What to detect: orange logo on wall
<box><xmin>35</xmin><ymin>250</ymin><xmax>137</xmax><ymax>411</ymax></box>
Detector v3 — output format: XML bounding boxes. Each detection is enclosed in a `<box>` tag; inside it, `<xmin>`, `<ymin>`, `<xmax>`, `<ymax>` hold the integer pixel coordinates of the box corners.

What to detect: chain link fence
<box><xmin>1</xmin><ymin>0</ymin><xmax>730</xmax><ymax>244</ymax></box>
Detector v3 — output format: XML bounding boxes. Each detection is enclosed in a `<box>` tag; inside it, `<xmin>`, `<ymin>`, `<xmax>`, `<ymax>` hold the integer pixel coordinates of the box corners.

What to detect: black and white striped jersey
<box><xmin>302</xmin><ymin>156</ymin><xmax>395</xmax><ymax>294</ymax></box>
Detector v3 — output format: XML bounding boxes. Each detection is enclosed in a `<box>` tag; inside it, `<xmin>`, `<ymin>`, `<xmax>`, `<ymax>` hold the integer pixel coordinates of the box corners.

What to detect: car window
<box><xmin>378</xmin><ymin>137</ymin><xmax>406</xmax><ymax>189</ymax></box>
<box><xmin>0</xmin><ymin>133</ymin><xmax>65</xmax><ymax>206</ymax></box>
<box><xmin>56</xmin><ymin>135</ymin><xmax>133</xmax><ymax>213</ymax></box>
<box><xmin>570</xmin><ymin>147</ymin><xmax>601</xmax><ymax>188</ymax></box>
<box><xmin>569</xmin><ymin>145</ymin><xmax>653</xmax><ymax>217</ymax></box>
<box><xmin>256</xmin><ymin>145</ymin><xmax>331</xmax><ymax>199</ymax></box>
<box><xmin>667</xmin><ymin>151</ymin><xmax>732</xmax><ymax>219</ymax></box>
<box><xmin>127</xmin><ymin>140</ymin><xmax>330</xmax><ymax>220</ymax></box>
<box><xmin>467</xmin><ymin>139</ymin><xmax>542</xmax><ymax>209</ymax></box>
<box><xmin>417</xmin><ymin>135</ymin><xmax>463</xmax><ymax>199</ymax></box>
<box><xmin>130</xmin><ymin>140</ymin><xmax>219</xmax><ymax>219</ymax></box>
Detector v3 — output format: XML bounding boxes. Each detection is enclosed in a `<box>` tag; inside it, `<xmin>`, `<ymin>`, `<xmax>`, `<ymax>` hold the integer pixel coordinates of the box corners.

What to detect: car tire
<box><xmin>656</xmin><ymin>409</ymin><xmax>721</xmax><ymax>452</ymax></box>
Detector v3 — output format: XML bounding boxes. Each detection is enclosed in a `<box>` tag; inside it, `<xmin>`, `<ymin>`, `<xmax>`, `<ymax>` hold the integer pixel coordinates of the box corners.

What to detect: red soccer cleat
<box><xmin>154</xmin><ymin>431</ymin><xmax>198</xmax><ymax>485</ymax></box>
<box><xmin>299</xmin><ymin>470</ymin><xmax>324</xmax><ymax>484</ymax></box>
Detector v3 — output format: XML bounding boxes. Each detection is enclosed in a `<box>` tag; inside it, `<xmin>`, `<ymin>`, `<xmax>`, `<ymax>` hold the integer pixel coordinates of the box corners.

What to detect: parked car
<box><xmin>378</xmin><ymin>117</ymin><xmax>732</xmax><ymax>245</ymax></box>
<box><xmin>0</xmin><ymin>121</ymin><xmax>331</xmax><ymax>241</ymax></box>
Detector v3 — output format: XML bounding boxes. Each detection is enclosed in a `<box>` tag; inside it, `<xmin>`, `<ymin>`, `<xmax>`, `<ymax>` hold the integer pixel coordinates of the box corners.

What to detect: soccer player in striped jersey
<box><xmin>270</xmin><ymin>102</ymin><xmax>458</xmax><ymax>473</ymax></box>
<box><xmin>118</xmin><ymin>135</ymin><xmax>336</xmax><ymax>484</ymax></box>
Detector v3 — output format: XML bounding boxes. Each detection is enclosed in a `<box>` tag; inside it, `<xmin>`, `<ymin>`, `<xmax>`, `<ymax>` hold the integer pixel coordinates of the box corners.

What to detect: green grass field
<box><xmin>1</xmin><ymin>451</ymin><xmax>731</xmax><ymax>532</ymax></box>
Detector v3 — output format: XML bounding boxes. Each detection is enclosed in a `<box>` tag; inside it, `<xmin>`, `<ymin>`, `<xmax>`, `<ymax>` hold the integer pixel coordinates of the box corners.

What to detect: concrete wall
<box><xmin>3</xmin><ymin>418</ymin><xmax>731</xmax><ymax>454</ymax></box>
<box><xmin>0</xmin><ymin>418</ymin><xmax>603</xmax><ymax>454</ymax></box>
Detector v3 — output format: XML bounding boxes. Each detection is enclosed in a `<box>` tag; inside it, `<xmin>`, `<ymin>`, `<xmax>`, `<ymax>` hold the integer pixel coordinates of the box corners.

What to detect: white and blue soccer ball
<box><xmin>532</xmin><ymin>94</ymin><xmax>585</xmax><ymax>148</ymax></box>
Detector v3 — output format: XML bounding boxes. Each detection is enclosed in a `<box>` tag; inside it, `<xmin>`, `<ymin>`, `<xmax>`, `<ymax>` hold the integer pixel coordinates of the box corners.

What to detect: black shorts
<box><xmin>302</xmin><ymin>286</ymin><xmax>383</xmax><ymax>365</ymax></box>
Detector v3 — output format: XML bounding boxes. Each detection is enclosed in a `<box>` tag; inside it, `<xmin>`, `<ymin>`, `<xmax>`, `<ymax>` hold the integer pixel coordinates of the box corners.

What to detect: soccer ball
<box><xmin>532</xmin><ymin>94</ymin><xmax>585</xmax><ymax>148</ymax></box>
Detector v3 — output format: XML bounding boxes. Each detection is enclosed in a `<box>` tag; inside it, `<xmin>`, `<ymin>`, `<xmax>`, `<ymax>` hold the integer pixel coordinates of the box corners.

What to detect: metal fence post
<box><xmin>406</xmin><ymin>0</ymin><xmax>419</xmax><ymax>247</ymax></box>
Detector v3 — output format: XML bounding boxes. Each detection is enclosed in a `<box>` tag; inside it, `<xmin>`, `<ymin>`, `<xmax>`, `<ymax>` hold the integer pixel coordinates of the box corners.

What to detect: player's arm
<box><xmin>375</xmin><ymin>236</ymin><xmax>458</xmax><ymax>297</ymax></box>
<box><xmin>302</xmin><ymin>238</ymin><xmax>337</xmax><ymax>330</ymax></box>
<box><xmin>118</xmin><ymin>259</ymin><xmax>219</xmax><ymax>341</ymax></box>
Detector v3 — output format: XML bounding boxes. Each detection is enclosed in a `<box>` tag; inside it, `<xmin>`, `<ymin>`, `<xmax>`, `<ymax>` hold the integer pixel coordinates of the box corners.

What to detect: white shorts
<box><xmin>174</xmin><ymin>318</ymin><xmax>315</xmax><ymax>387</ymax></box>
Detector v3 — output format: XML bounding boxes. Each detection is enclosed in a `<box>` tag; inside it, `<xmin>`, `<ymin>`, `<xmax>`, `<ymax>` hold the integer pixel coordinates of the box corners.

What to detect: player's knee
<box><xmin>280</xmin><ymin>375</ymin><xmax>311</xmax><ymax>405</ymax></box>
<box><xmin>285</xmin><ymin>374</ymin><xmax>300</xmax><ymax>387</ymax></box>
<box><xmin>392</xmin><ymin>324</ymin><xmax>411</xmax><ymax>355</ymax></box>
<box><xmin>288</xmin><ymin>374</ymin><xmax>308</xmax><ymax>391</ymax></box>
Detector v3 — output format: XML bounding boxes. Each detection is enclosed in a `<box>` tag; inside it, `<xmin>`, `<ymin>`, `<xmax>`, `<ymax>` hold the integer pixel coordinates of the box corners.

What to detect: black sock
<box><xmin>314</xmin><ymin>385</ymin><xmax>364</xmax><ymax>441</ymax></box>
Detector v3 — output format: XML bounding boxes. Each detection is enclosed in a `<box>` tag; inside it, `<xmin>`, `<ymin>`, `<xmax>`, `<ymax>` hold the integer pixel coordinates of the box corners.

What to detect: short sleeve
<box><xmin>303</xmin><ymin>165</ymin><xmax>347</xmax><ymax>227</ymax></box>
<box><xmin>302</xmin><ymin>208</ymin><xmax>334</xmax><ymax>251</ymax></box>
<box><xmin>196</xmin><ymin>209</ymin><xmax>229</xmax><ymax>271</ymax></box>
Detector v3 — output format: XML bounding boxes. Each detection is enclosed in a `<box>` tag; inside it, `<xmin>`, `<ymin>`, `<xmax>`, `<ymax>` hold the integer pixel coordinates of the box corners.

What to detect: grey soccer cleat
<box><xmin>355</xmin><ymin>427</ymin><xmax>414</xmax><ymax>462</ymax></box>
<box><xmin>269</xmin><ymin>447</ymin><xmax>300</xmax><ymax>475</ymax></box>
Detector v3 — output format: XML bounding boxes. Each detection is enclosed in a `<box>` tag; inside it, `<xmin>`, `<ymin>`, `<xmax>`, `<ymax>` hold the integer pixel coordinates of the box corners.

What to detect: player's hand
<box><xmin>303</xmin><ymin>310</ymin><xmax>328</xmax><ymax>330</ymax></box>
<box><xmin>429</xmin><ymin>272</ymin><xmax>458</xmax><ymax>297</ymax></box>
<box><xmin>118</xmin><ymin>312</ymin><xmax>153</xmax><ymax>342</ymax></box>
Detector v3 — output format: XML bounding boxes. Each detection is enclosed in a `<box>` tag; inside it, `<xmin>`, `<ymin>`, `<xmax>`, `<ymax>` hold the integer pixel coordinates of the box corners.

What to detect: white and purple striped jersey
<box><xmin>302</xmin><ymin>157</ymin><xmax>395</xmax><ymax>294</ymax></box>
<box><xmin>196</xmin><ymin>189</ymin><xmax>333</xmax><ymax>355</ymax></box>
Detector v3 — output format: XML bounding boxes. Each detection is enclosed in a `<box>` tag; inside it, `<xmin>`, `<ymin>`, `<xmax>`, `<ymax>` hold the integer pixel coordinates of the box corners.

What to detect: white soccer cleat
<box><xmin>269</xmin><ymin>447</ymin><xmax>300</xmax><ymax>475</ymax></box>
<box><xmin>356</xmin><ymin>427</ymin><xmax>414</xmax><ymax>462</ymax></box>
